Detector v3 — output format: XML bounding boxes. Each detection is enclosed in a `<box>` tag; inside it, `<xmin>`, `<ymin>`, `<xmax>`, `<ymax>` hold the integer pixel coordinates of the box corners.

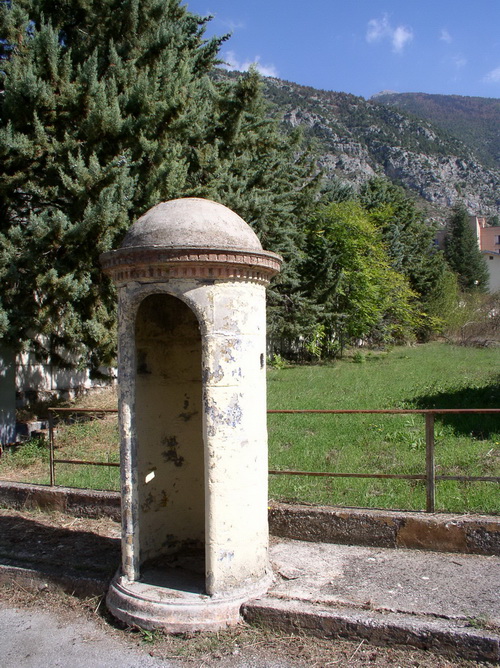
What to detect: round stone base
<box><xmin>106</xmin><ymin>568</ymin><xmax>273</xmax><ymax>633</ymax></box>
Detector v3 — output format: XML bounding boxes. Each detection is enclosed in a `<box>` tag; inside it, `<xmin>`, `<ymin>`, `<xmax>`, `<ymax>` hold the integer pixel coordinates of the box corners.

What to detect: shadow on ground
<box><xmin>408</xmin><ymin>376</ymin><xmax>500</xmax><ymax>439</ymax></box>
<box><xmin>0</xmin><ymin>514</ymin><xmax>120</xmax><ymax>579</ymax></box>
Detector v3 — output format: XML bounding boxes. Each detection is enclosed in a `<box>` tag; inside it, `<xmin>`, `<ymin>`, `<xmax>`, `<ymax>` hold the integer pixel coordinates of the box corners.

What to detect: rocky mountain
<box><xmin>371</xmin><ymin>91</ymin><xmax>500</xmax><ymax>171</ymax></box>
<box><xmin>260</xmin><ymin>77</ymin><xmax>500</xmax><ymax>223</ymax></box>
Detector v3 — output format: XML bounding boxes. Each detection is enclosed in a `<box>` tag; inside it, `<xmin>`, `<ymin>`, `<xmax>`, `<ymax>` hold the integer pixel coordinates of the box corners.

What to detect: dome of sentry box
<box><xmin>100</xmin><ymin>197</ymin><xmax>282</xmax><ymax>285</ymax></box>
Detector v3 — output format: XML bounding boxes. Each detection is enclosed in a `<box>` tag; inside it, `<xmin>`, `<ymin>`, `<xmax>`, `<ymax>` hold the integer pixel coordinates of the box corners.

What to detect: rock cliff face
<box><xmin>262</xmin><ymin>78</ymin><xmax>500</xmax><ymax>221</ymax></box>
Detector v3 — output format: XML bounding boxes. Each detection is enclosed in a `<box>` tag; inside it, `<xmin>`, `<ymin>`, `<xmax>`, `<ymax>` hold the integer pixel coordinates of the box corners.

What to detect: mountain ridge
<box><xmin>371</xmin><ymin>91</ymin><xmax>500</xmax><ymax>171</ymax></box>
<box><xmin>257</xmin><ymin>76</ymin><xmax>500</xmax><ymax>223</ymax></box>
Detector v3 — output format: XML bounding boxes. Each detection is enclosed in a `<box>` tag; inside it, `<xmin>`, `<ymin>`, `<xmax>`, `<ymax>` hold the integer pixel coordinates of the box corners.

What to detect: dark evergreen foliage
<box><xmin>359</xmin><ymin>179</ymin><xmax>447</xmax><ymax>297</ymax></box>
<box><xmin>0</xmin><ymin>0</ymin><xmax>318</xmax><ymax>370</ymax></box>
<box><xmin>444</xmin><ymin>204</ymin><xmax>489</xmax><ymax>292</ymax></box>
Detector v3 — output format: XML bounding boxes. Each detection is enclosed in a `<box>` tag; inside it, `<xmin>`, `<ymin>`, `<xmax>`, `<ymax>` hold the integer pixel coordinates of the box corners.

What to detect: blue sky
<box><xmin>184</xmin><ymin>0</ymin><xmax>500</xmax><ymax>99</ymax></box>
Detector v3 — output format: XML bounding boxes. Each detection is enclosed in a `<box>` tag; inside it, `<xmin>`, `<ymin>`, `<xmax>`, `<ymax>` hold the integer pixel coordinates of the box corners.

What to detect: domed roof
<box><xmin>100</xmin><ymin>197</ymin><xmax>282</xmax><ymax>286</ymax></box>
<box><xmin>120</xmin><ymin>198</ymin><xmax>263</xmax><ymax>252</ymax></box>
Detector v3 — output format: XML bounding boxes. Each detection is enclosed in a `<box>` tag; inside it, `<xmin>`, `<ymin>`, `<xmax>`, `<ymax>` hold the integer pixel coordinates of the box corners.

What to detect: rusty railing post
<box><xmin>48</xmin><ymin>410</ymin><xmax>55</xmax><ymax>486</ymax></box>
<box><xmin>425</xmin><ymin>412</ymin><xmax>435</xmax><ymax>513</ymax></box>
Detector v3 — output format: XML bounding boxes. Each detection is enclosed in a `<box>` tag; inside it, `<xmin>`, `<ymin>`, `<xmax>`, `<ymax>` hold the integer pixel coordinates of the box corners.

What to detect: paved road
<box><xmin>0</xmin><ymin>605</ymin><xmax>170</xmax><ymax>668</ymax></box>
<box><xmin>0</xmin><ymin>603</ymin><xmax>299</xmax><ymax>668</ymax></box>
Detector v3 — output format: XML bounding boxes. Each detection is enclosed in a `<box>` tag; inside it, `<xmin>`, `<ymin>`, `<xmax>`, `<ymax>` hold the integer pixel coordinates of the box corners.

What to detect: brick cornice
<box><xmin>100</xmin><ymin>246</ymin><xmax>282</xmax><ymax>285</ymax></box>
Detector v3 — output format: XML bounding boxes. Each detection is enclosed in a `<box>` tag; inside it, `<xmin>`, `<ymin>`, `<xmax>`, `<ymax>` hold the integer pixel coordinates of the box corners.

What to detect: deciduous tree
<box><xmin>303</xmin><ymin>201</ymin><xmax>420</xmax><ymax>355</ymax></box>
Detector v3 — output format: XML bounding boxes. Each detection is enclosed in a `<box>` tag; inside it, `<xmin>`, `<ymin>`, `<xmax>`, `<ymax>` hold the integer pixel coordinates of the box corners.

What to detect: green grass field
<box><xmin>267</xmin><ymin>343</ymin><xmax>499</xmax><ymax>513</ymax></box>
<box><xmin>1</xmin><ymin>342</ymin><xmax>499</xmax><ymax>513</ymax></box>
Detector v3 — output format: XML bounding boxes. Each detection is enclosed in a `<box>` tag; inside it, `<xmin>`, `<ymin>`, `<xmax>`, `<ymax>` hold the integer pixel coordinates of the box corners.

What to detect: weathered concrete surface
<box><xmin>1</xmin><ymin>502</ymin><xmax>499</xmax><ymax>661</ymax></box>
<box><xmin>0</xmin><ymin>480</ymin><xmax>121</xmax><ymax>520</ymax></box>
<box><xmin>101</xmin><ymin>197</ymin><xmax>281</xmax><ymax>631</ymax></box>
<box><xmin>0</xmin><ymin>346</ymin><xmax>16</xmax><ymax>445</ymax></box>
<box><xmin>1</xmin><ymin>520</ymin><xmax>499</xmax><ymax>662</ymax></box>
<box><xmin>119</xmin><ymin>197</ymin><xmax>264</xmax><ymax>252</ymax></box>
<box><xmin>242</xmin><ymin>538</ymin><xmax>500</xmax><ymax>662</ymax></box>
<box><xmin>267</xmin><ymin>538</ymin><xmax>500</xmax><ymax>621</ymax></box>
<box><xmin>244</xmin><ymin>599</ymin><xmax>500</xmax><ymax>663</ymax></box>
<box><xmin>0</xmin><ymin>563</ymin><xmax>112</xmax><ymax>598</ymax></box>
<box><xmin>269</xmin><ymin>502</ymin><xmax>500</xmax><ymax>556</ymax></box>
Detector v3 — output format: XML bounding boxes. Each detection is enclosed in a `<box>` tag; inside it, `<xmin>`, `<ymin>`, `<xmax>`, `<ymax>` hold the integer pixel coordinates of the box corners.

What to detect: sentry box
<box><xmin>100</xmin><ymin>198</ymin><xmax>281</xmax><ymax>631</ymax></box>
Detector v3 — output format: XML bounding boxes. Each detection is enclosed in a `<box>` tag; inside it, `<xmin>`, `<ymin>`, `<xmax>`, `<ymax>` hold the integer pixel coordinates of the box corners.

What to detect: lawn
<box><xmin>267</xmin><ymin>343</ymin><xmax>499</xmax><ymax>513</ymax></box>
<box><xmin>1</xmin><ymin>342</ymin><xmax>499</xmax><ymax>513</ymax></box>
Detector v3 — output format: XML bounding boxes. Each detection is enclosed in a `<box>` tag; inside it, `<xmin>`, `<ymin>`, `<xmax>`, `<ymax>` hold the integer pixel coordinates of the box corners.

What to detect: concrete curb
<box><xmin>243</xmin><ymin>598</ymin><xmax>500</xmax><ymax>663</ymax></box>
<box><xmin>1</xmin><ymin>481</ymin><xmax>498</xmax><ymax>556</ymax></box>
<box><xmin>0</xmin><ymin>563</ymin><xmax>111</xmax><ymax>598</ymax></box>
<box><xmin>0</xmin><ymin>480</ymin><xmax>121</xmax><ymax>521</ymax></box>
<box><xmin>269</xmin><ymin>502</ymin><xmax>500</xmax><ymax>556</ymax></box>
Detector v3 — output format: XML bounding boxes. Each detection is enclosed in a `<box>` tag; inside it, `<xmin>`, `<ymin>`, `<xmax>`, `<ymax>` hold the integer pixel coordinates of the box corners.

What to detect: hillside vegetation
<box><xmin>258</xmin><ymin>76</ymin><xmax>500</xmax><ymax>223</ymax></box>
<box><xmin>372</xmin><ymin>92</ymin><xmax>500</xmax><ymax>171</ymax></box>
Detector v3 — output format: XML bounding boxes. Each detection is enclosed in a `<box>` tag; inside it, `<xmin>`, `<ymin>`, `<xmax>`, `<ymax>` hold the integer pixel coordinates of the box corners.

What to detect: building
<box><xmin>0</xmin><ymin>345</ymin><xmax>115</xmax><ymax>445</ymax></box>
<box><xmin>470</xmin><ymin>216</ymin><xmax>500</xmax><ymax>292</ymax></box>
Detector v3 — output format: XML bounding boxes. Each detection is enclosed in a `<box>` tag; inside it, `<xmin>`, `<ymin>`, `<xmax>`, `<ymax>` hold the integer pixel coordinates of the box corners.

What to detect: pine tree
<box><xmin>0</xmin><ymin>1</ymin><xmax>317</xmax><ymax>370</ymax></box>
<box><xmin>444</xmin><ymin>204</ymin><xmax>489</xmax><ymax>292</ymax></box>
<box><xmin>198</xmin><ymin>70</ymin><xmax>320</xmax><ymax>347</ymax></box>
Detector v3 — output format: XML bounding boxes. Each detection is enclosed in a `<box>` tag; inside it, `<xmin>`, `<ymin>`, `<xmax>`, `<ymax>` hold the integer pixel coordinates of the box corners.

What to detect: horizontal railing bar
<box><xmin>267</xmin><ymin>409</ymin><xmax>500</xmax><ymax>414</ymax></box>
<box><xmin>48</xmin><ymin>408</ymin><xmax>500</xmax><ymax>414</ymax></box>
<box><xmin>269</xmin><ymin>469</ymin><xmax>500</xmax><ymax>482</ymax></box>
<box><xmin>48</xmin><ymin>408</ymin><xmax>118</xmax><ymax>413</ymax></box>
<box><xmin>53</xmin><ymin>458</ymin><xmax>120</xmax><ymax>467</ymax></box>
<box><xmin>48</xmin><ymin>464</ymin><xmax>500</xmax><ymax>484</ymax></box>
<box><xmin>436</xmin><ymin>475</ymin><xmax>500</xmax><ymax>482</ymax></box>
<box><xmin>269</xmin><ymin>470</ymin><xmax>426</xmax><ymax>480</ymax></box>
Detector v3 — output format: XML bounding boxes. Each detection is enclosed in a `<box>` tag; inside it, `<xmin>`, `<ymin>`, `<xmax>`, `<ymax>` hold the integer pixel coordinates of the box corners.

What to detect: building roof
<box><xmin>100</xmin><ymin>198</ymin><xmax>282</xmax><ymax>285</ymax></box>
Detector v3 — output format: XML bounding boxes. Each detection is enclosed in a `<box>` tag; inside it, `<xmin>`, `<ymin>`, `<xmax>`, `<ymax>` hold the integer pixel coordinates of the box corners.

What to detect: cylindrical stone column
<box><xmin>100</xmin><ymin>198</ymin><xmax>281</xmax><ymax>631</ymax></box>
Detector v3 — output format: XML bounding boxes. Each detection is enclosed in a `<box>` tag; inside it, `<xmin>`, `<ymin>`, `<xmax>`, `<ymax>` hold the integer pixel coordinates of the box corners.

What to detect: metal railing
<box><xmin>46</xmin><ymin>406</ymin><xmax>500</xmax><ymax>513</ymax></box>
<box><xmin>48</xmin><ymin>407</ymin><xmax>119</xmax><ymax>486</ymax></box>
<box><xmin>268</xmin><ymin>409</ymin><xmax>500</xmax><ymax>513</ymax></box>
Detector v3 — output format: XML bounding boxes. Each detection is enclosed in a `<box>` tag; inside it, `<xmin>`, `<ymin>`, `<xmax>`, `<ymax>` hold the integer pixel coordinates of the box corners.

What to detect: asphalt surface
<box><xmin>0</xmin><ymin>604</ymin><xmax>169</xmax><ymax>668</ymax></box>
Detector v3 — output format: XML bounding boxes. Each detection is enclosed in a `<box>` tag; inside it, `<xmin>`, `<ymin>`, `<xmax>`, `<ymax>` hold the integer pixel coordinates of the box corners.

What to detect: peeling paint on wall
<box><xmin>161</xmin><ymin>435</ymin><xmax>185</xmax><ymax>467</ymax></box>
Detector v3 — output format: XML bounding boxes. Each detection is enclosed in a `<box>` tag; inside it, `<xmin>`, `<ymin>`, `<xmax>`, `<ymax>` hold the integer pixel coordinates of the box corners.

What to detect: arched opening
<box><xmin>135</xmin><ymin>293</ymin><xmax>205</xmax><ymax>590</ymax></box>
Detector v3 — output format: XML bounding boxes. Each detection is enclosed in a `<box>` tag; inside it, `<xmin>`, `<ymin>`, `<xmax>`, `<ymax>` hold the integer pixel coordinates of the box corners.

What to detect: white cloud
<box><xmin>366</xmin><ymin>14</ymin><xmax>413</xmax><ymax>53</ymax></box>
<box><xmin>221</xmin><ymin>50</ymin><xmax>278</xmax><ymax>78</ymax></box>
<box><xmin>366</xmin><ymin>15</ymin><xmax>391</xmax><ymax>43</ymax></box>
<box><xmin>440</xmin><ymin>28</ymin><xmax>452</xmax><ymax>43</ymax></box>
<box><xmin>392</xmin><ymin>26</ymin><xmax>413</xmax><ymax>53</ymax></box>
<box><xmin>483</xmin><ymin>66</ymin><xmax>500</xmax><ymax>83</ymax></box>
<box><xmin>219</xmin><ymin>18</ymin><xmax>245</xmax><ymax>31</ymax></box>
